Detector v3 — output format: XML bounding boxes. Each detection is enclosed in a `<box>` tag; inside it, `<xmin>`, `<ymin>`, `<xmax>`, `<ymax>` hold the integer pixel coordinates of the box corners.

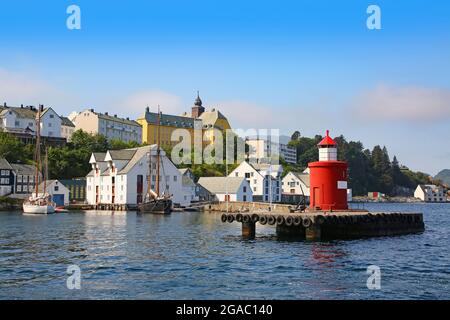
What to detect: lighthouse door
<box><xmin>313</xmin><ymin>187</ymin><xmax>321</xmax><ymax>209</ymax></box>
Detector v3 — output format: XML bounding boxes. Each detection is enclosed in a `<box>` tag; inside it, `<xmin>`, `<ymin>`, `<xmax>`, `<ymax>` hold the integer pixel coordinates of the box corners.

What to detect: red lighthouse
<box><xmin>308</xmin><ymin>130</ymin><xmax>348</xmax><ymax>211</ymax></box>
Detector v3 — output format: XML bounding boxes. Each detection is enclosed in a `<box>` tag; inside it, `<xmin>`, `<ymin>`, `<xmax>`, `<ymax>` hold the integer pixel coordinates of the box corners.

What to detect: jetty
<box><xmin>218</xmin><ymin>209</ymin><xmax>424</xmax><ymax>240</ymax></box>
<box><xmin>216</xmin><ymin>130</ymin><xmax>425</xmax><ymax>241</ymax></box>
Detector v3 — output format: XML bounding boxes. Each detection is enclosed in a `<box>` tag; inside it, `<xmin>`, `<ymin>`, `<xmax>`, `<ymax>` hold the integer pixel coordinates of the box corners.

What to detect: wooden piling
<box><xmin>242</xmin><ymin>221</ymin><xmax>256</xmax><ymax>239</ymax></box>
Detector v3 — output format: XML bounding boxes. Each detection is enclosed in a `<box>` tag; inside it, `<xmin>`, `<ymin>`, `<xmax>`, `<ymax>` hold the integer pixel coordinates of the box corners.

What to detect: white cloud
<box><xmin>0</xmin><ymin>68</ymin><xmax>60</xmax><ymax>105</ymax></box>
<box><xmin>352</xmin><ymin>84</ymin><xmax>450</xmax><ymax>122</ymax></box>
<box><xmin>120</xmin><ymin>89</ymin><xmax>184</xmax><ymax>117</ymax></box>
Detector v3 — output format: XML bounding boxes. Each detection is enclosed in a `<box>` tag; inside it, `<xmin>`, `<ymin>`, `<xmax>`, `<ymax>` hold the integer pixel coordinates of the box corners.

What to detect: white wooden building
<box><xmin>86</xmin><ymin>145</ymin><xmax>188</xmax><ymax>207</ymax></box>
<box><xmin>0</xmin><ymin>104</ymin><xmax>62</xmax><ymax>138</ymax></box>
<box><xmin>197</xmin><ymin>177</ymin><xmax>252</xmax><ymax>202</ymax></box>
<box><xmin>179</xmin><ymin>168</ymin><xmax>199</xmax><ymax>204</ymax></box>
<box><xmin>282</xmin><ymin>171</ymin><xmax>310</xmax><ymax>196</ymax></box>
<box><xmin>229</xmin><ymin>161</ymin><xmax>282</xmax><ymax>202</ymax></box>
<box><xmin>414</xmin><ymin>185</ymin><xmax>447</xmax><ymax>202</ymax></box>
<box><xmin>38</xmin><ymin>180</ymin><xmax>70</xmax><ymax>206</ymax></box>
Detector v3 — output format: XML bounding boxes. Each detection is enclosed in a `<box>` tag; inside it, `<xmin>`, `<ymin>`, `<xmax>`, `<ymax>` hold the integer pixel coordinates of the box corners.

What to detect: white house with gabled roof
<box><xmin>197</xmin><ymin>177</ymin><xmax>252</xmax><ymax>202</ymax></box>
<box><xmin>86</xmin><ymin>145</ymin><xmax>187</xmax><ymax>207</ymax></box>
<box><xmin>229</xmin><ymin>161</ymin><xmax>282</xmax><ymax>202</ymax></box>
<box><xmin>414</xmin><ymin>184</ymin><xmax>447</xmax><ymax>202</ymax></box>
<box><xmin>282</xmin><ymin>171</ymin><xmax>310</xmax><ymax>196</ymax></box>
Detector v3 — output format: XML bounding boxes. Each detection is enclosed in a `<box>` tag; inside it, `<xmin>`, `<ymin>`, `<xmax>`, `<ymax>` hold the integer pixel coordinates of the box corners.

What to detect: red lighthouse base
<box><xmin>308</xmin><ymin>161</ymin><xmax>348</xmax><ymax>211</ymax></box>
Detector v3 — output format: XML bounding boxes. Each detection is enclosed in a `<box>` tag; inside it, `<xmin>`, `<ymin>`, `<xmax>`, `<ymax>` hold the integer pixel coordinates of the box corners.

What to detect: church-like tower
<box><xmin>191</xmin><ymin>91</ymin><xmax>205</xmax><ymax>118</ymax></box>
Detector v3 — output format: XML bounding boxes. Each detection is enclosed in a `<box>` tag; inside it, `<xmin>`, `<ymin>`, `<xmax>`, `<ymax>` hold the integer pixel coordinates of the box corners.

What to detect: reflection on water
<box><xmin>0</xmin><ymin>202</ymin><xmax>449</xmax><ymax>299</ymax></box>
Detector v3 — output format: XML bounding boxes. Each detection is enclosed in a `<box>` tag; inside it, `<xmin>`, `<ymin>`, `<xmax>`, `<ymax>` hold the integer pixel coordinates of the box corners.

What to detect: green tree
<box><xmin>0</xmin><ymin>132</ymin><xmax>29</xmax><ymax>163</ymax></box>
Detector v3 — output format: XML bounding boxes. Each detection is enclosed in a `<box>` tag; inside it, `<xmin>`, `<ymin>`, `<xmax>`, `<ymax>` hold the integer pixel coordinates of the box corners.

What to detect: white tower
<box><xmin>318</xmin><ymin>130</ymin><xmax>338</xmax><ymax>161</ymax></box>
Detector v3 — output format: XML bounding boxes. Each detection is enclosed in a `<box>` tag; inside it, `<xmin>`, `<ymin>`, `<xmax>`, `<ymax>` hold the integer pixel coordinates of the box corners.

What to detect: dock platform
<box><xmin>220</xmin><ymin>210</ymin><xmax>425</xmax><ymax>240</ymax></box>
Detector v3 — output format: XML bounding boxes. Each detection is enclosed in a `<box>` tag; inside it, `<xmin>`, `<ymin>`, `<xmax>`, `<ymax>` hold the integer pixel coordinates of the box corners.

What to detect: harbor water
<box><xmin>0</xmin><ymin>203</ymin><xmax>449</xmax><ymax>299</ymax></box>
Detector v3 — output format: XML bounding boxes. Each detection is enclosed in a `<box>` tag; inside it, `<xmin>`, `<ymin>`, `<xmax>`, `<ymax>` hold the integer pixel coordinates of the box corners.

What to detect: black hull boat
<box><xmin>138</xmin><ymin>198</ymin><xmax>172</xmax><ymax>214</ymax></box>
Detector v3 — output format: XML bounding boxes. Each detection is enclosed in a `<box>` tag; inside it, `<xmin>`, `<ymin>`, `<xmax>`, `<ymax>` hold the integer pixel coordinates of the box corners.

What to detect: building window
<box><xmin>54</xmin><ymin>186</ymin><xmax>59</xmax><ymax>191</ymax></box>
<box><xmin>235</xmin><ymin>172</ymin><xmax>238</xmax><ymax>177</ymax></box>
<box><xmin>245</xmin><ymin>172</ymin><xmax>250</xmax><ymax>178</ymax></box>
<box><xmin>243</xmin><ymin>186</ymin><xmax>247</xmax><ymax>192</ymax></box>
<box><xmin>50</xmin><ymin>114</ymin><xmax>54</xmax><ymax>118</ymax></box>
<box><xmin>174</xmin><ymin>176</ymin><xmax>177</xmax><ymax>181</ymax></box>
<box><xmin>243</xmin><ymin>195</ymin><xmax>247</xmax><ymax>202</ymax></box>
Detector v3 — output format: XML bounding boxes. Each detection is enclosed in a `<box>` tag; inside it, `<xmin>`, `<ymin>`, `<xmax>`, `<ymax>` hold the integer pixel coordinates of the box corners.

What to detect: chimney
<box><xmin>145</xmin><ymin>106</ymin><xmax>150</xmax><ymax>113</ymax></box>
<box><xmin>90</xmin><ymin>108</ymin><xmax>94</xmax><ymax>112</ymax></box>
<box><xmin>3</xmin><ymin>102</ymin><xmax>6</xmax><ymax>107</ymax></box>
<box><xmin>126</xmin><ymin>117</ymin><xmax>129</xmax><ymax>120</ymax></box>
<box><xmin>114</xmin><ymin>114</ymin><xmax>117</xmax><ymax>117</ymax></box>
<box><xmin>21</xmin><ymin>104</ymin><xmax>23</xmax><ymax>108</ymax></box>
<box><xmin>40</xmin><ymin>105</ymin><xmax>44</xmax><ymax>112</ymax></box>
<box><xmin>105</xmin><ymin>112</ymin><xmax>108</xmax><ymax>115</ymax></box>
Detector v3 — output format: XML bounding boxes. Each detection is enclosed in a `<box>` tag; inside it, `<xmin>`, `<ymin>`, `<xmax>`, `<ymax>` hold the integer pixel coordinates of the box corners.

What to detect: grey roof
<box><xmin>38</xmin><ymin>179</ymin><xmax>56</xmax><ymax>190</ymax></box>
<box><xmin>199</xmin><ymin>109</ymin><xmax>229</xmax><ymax>128</ymax></box>
<box><xmin>182</xmin><ymin>175</ymin><xmax>196</xmax><ymax>187</ymax></box>
<box><xmin>97</xmin><ymin>113</ymin><xmax>140</xmax><ymax>126</ymax></box>
<box><xmin>0</xmin><ymin>158</ymin><xmax>13</xmax><ymax>170</ymax></box>
<box><xmin>143</xmin><ymin>110</ymin><xmax>196</xmax><ymax>128</ymax></box>
<box><xmin>92</xmin><ymin>153</ymin><xmax>107</xmax><ymax>162</ymax></box>
<box><xmin>108</xmin><ymin>149</ymin><xmax>136</xmax><ymax>160</ymax></box>
<box><xmin>12</xmin><ymin>106</ymin><xmax>37</xmax><ymax>119</ymax></box>
<box><xmin>10</xmin><ymin>163</ymin><xmax>35</xmax><ymax>175</ymax></box>
<box><xmin>118</xmin><ymin>145</ymin><xmax>155</xmax><ymax>174</ymax></box>
<box><xmin>250</xmin><ymin>163</ymin><xmax>282</xmax><ymax>172</ymax></box>
<box><xmin>291</xmin><ymin>172</ymin><xmax>310</xmax><ymax>187</ymax></box>
<box><xmin>86</xmin><ymin>169</ymin><xmax>95</xmax><ymax>177</ymax></box>
<box><xmin>61</xmin><ymin>116</ymin><xmax>75</xmax><ymax>127</ymax></box>
<box><xmin>197</xmin><ymin>177</ymin><xmax>246</xmax><ymax>194</ymax></box>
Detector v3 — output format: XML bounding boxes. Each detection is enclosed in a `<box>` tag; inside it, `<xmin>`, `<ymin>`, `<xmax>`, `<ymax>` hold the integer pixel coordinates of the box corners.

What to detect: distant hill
<box><xmin>435</xmin><ymin>169</ymin><xmax>450</xmax><ymax>186</ymax></box>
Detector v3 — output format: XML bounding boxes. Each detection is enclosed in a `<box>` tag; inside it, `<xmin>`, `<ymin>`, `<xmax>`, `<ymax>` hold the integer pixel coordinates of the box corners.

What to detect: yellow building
<box><xmin>137</xmin><ymin>93</ymin><xmax>232</xmax><ymax>148</ymax></box>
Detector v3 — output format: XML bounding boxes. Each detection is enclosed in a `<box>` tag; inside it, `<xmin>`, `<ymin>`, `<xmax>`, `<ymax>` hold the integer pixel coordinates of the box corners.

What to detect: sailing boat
<box><xmin>23</xmin><ymin>105</ymin><xmax>56</xmax><ymax>214</ymax></box>
<box><xmin>138</xmin><ymin>107</ymin><xmax>172</xmax><ymax>214</ymax></box>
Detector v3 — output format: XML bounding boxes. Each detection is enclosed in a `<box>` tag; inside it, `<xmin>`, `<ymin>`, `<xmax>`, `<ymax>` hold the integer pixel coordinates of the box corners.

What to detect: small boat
<box><xmin>138</xmin><ymin>107</ymin><xmax>173</xmax><ymax>214</ymax></box>
<box><xmin>23</xmin><ymin>196</ymin><xmax>56</xmax><ymax>214</ymax></box>
<box><xmin>23</xmin><ymin>105</ymin><xmax>56</xmax><ymax>215</ymax></box>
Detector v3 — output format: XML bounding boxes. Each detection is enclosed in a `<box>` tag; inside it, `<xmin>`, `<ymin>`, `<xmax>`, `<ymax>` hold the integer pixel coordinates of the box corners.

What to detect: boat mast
<box><xmin>44</xmin><ymin>147</ymin><xmax>48</xmax><ymax>194</ymax></box>
<box><xmin>147</xmin><ymin>147</ymin><xmax>152</xmax><ymax>196</ymax></box>
<box><xmin>156</xmin><ymin>105</ymin><xmax>161</xmax><ymax>197</ymax></box>
<box><xmin>34</xmin><ymin>105</ymin><xmax>41</xmax><ymax>197</ymax></box>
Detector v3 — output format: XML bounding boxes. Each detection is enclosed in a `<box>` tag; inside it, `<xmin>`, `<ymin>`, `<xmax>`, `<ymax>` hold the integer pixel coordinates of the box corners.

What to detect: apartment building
<box><xmin>71</xmin><ymin>109</ymin><xmax>142</xmax><ymax>143</ymax></box>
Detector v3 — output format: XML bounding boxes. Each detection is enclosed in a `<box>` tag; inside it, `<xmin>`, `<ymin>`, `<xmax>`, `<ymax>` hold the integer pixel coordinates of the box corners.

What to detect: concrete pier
<box><xmin>221</xmin><ymin>211</ymin><xmax>425</xmax><ymax>241</ymax></box>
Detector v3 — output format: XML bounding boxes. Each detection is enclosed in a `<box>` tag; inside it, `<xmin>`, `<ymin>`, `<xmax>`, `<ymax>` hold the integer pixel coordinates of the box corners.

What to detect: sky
<box><xmin>0</xmin><ymin>0</ymin><xmax>449</xmax><ymax>175</ymax></box>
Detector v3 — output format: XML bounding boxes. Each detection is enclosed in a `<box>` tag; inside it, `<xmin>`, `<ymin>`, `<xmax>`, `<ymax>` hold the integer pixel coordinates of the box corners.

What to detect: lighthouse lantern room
<box><xmin>318</xmin><ymin>130</ymin><xmax>337</xmax><ymax>161</ymax></box>
<box><xmin>308</xmin><ymin>130</ymin><xmax>348</xmax><ymax>211</ymax></box>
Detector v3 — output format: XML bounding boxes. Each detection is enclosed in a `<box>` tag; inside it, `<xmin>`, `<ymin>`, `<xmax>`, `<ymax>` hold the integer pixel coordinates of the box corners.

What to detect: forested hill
<box><xmin>286</xmin><ymin>132</ymin><xmax>440</xmax><ymax>196</ymax></box>
<box><xmin>435</xmin><ymin>169</ymin><xmax>450</xmax><ymax>187</ymax></box>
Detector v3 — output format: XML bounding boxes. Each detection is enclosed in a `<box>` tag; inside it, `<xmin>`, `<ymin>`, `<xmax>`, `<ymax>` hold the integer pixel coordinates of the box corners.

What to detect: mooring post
<box><xmin>305</xmin><ymin>224</ymin><xmax>321</xmax><ymax>241</ymax></box>
<box><xmin>242</xmin><ymin>222</ymin><xmax>256</xmax><ymax>239</ymax></box>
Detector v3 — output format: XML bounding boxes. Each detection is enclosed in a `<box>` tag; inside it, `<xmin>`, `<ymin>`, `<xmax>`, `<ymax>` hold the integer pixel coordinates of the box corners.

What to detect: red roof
<box><xmin>318</xmin><ymin>130</ymin><xmax>337</xmax><ymax>146</ymax></box>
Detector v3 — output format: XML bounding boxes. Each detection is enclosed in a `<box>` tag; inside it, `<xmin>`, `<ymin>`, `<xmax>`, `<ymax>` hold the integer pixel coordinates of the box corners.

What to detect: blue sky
<box><xmin>1</xmin><ymin>0</ymin><xmax>449</xmax><ymax>174</ymax></box>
